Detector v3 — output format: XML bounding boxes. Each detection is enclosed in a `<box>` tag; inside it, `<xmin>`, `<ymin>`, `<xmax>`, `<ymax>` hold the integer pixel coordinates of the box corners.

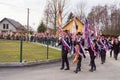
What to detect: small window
<box><xmin>6</xmin><ymin>24</ymin><xmax>9</xmax><ymax>29</ymax></box>
<box><xmin>3</xmin><ymin>24</ymin><xmax>5</xmax><ymax>29</ymax></box>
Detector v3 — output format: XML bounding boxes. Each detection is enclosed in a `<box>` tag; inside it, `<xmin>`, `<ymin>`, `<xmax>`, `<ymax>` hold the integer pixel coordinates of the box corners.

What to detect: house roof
<box><xmin>0</xmin><ymin>18</ymin><xmax>26</xmax><ymax>31</ymax></box>
<box><xmin>62</xmin><ymin>16</ymin><xmax>84</xmax><ymax>29</ymax></box>
<box><xmin>62</xmin><ymin>16</ymin><xmax>84</xmax><ymax>33</ymax></box>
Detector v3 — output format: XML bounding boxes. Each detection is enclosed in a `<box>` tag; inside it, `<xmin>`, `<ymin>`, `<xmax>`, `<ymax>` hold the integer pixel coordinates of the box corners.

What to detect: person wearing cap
<box><xmin>99</xmin><ymin>34</ymin><xmax>107</xmax><ymax>64</ymax></box>
<box><xmin>87</xmin><ymin>39</ymin><xmax>98</xmax><ymax>72</ymax></box>
<box><xmin>113</xmin><ymin>38</ymin><xmax>120</xmax><ymax>60</ymax></box>
<box><xmin>110</xmin><ymin>37</ymin><xmax>115</xmax><ymax>57</ymax></box>
<box><xmin>58</xmin><ymin>30</ymin><xmax>71</xmax><ymax>70</ymax></box>
<box><xmin>73</xmin><ymin>32</ymin><xmax>86</xmax><ymax>73</ymax></box>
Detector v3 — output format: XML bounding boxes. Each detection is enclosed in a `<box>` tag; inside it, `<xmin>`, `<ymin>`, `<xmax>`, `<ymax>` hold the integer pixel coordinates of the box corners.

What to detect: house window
<box><xmin>3</xmin><ymin>24</ymin><xmax>9</xmax><ymax>29</ymax></box>
<box><xmin>3</xmin><ymin>24</ymin><xmax>5</xmax><ymax>29</ymax></box>
<box><xmin>6</xmin><ymin>24</ymin><xmax>9</xmax><ymax>29</ymax></box>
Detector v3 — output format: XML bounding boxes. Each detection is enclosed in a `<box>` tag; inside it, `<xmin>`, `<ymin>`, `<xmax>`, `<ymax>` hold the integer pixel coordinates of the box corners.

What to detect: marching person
<box><xmin>110</xmin><ymin>37</ymin><xmax>115</xmax><ymax>57</ymax></box>
<box><xmin>73</xmin><ymin>32</ymin><xmax>86</xmax><ymax>73</ymax></box>
<box><xmin>87</xmin><ymin>37</ymin><xmax>98</xmax><ymax>72</ymax></box>
<box><xmin>113</xmin><ymin>38</ymin><xmax>120</xmax><ymax>60</ymax></box>
<box><xmin>99</xmin><ymin>34</ymin><xmax>107</xmax><ymax>64</ymax></box>
<box><xmin>58</xmin><ymin>30</ymin><xmax>71</xmax><ymax>70</ymax></box>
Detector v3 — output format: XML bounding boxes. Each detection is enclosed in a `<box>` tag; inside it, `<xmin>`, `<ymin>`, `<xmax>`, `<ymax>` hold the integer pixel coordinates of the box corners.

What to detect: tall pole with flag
<box><xmin>84</xmin><ymin>19</ymin><xmax>89</xmax><ymax>47</ymax></box>
<box><xmin>94</xmin><ymin>19</ymin><xmax>99</xmax><ymax>37</ymax></box>
<box><xmin>57</xmin><ymin>9</ymin><xmax>63</xmax><ymax>38</ymax></box>
<box><xmin>72</xmin><ymin>17</ymin><xmax>77</xmax><ymax>41</ymax></box>
<box><xmin>57</xmin><ymin>9</ymin><xmax>71</xmax><ymax>52</ymax></box>
<box><xmin>58</xmin><ymin>9</ymin><xmax>62</xmax><ymax>27</ymax></box>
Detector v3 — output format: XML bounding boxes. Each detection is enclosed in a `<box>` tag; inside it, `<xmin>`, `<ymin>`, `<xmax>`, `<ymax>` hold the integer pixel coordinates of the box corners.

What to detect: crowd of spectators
<box><xmin>31</xmin><ymin>33</ymin><xmax>57</xmax><ymax>47</ymax></box>
<box><xmin>0</xmin><ymin>32</ymin><xmax>58</xmax><ymax>47</ymax></box>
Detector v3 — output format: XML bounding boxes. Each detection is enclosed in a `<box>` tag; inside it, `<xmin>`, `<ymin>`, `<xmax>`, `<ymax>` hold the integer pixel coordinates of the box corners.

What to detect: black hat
<box><xmin>77</xmin><ymin>32</ymin><xmax>82</xmax><ymax>35</ymax></box>
<box><xmin>101</xmin><ymin>34</ymin><xmax>105</xmax><ymax>37</ymax></box>
<box><xmin>91</xmin><ymin>34</ymin><xmax>94</xmax><ymax>37</ymax></box>
<box><xmin>63</xmin><ymin>30</ymin><xmax>68</xmax><ymax>33</ymax></box>
<box><xmin>93</xmin><ymin>39</ymin><xmax>97</xmax><ymax>43</ymax></box>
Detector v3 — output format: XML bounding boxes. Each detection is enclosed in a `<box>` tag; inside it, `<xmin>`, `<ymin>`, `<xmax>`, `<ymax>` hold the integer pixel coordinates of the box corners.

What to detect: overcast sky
<box><xmin>0</xmin><ymin>0</ymin><xmax>119</xmax><ymax>31</ymax></box>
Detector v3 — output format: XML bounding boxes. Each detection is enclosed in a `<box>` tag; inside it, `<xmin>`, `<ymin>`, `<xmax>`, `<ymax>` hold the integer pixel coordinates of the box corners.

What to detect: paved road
<box><xmin>0</xmin><ymin>52</ymin><xmax>120</xmax><ymax>80</ymax></box>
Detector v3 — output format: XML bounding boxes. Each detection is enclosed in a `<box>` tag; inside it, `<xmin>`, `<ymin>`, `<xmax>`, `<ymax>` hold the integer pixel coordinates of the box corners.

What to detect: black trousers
<box><xmin>100</xmin><ymin>49</ymin><xmax>106</xmax><ymax>63</ymax></box>
<box><xmin>114</xmin><ymin>50</ymin><xmax>119</xmax><ymax>60</ymax></box>
<box><xmin>76</xmin><ymin>55</ymin><xmax>82</xmax><ymax>71</ymax></box>
<box><xmin>61</xmin><ymin>52</ymin><xmax>69</xmax><ymax>69</ymax></box>
<box><xmin>88</xmin><ymin>47</ymin><xmax>96</xmax><ymax>70</ymax></box>
<box><xmin>110</xmin><ymin>47</ymin><xmax>113</xmax><ymax>57</ymax></box>
<box><xmin>90</xmin><ymin>56</ymin><xmax>96</xmax><ymax>70</ymax></box>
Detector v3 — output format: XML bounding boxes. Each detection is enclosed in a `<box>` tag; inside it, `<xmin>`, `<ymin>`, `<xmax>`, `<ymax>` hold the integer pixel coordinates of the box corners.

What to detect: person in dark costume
<box><xmin>98</xmin><ymin>35</ymin><xmax>107</xmax><ymax>64</ymax></box>
<box><xmin>58</xmin><ymin>30</ymin><xmax>71</xmax><ymax>70</ymax></box>
<box><xmin>73</xmin><ymin>32</ymin><xmax>86</xmax><ymax>73</ymax></box>
<box><xmin>88</xmin><ymin>39</ymin><xmax>98</xmax><ymax>72</ymax></box>
<box><xmin>113</xmin><ymin>38</ymin><xmax>120</xmax><ymax>60</ymax></box>
<box><xmin>110</xmin><ymin>37</ymin><xmax>115</xmax><ymax>57</ymax></box>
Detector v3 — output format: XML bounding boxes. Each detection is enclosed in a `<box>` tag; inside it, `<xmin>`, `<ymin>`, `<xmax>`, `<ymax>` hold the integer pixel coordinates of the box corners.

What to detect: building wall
<box><xmin>75</xmin><ymin>19</ymin><xmax>84</xmax><ymax>33</ymax></box>
<box><xmin>63</xmin><ymin>18</ymin><xmax>84</xmax><ymax>33</ymax></box>
<box><xmin>0</xmin><ymin>20</ymin><xmax>17</xmax><ymax>32</ymax></box>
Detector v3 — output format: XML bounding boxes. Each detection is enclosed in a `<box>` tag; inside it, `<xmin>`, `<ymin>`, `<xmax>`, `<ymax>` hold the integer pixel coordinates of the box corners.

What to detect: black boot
<box><xmin>101</xmin><ymin>62</ymin><xmax>104</xmax><ymax>64</ymax></box>
<box><xmin>78</xmin><ymin>68</ymin><xmax>81</xmax><ymax>71</ymax></box>
<box><xmin>60</xmin><ymin>67</ymin><xmax>64</xmax><ymax>70</ymax></box>
<box><xmin>93</xmin><ymin>67</ymin><xmax>96</xmax><ymax>71</ymax></box>
<box><xmin>74</xmin><ymin>70</ymin><xmax>78</xmax><ymax>73</ymax></box>
<box><xmin>64</xmin><ymin>67</ymin><xmax>69</xmax><ymax>70</ymax></box>
<box><xmin>89</xmin><ymin>69</ymin><xmax>93</xmax><ymax>72</ymax></box>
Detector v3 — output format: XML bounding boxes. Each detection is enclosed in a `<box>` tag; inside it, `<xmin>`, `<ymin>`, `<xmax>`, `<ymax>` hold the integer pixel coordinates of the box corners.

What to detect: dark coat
<box><xmin>58</xmin><ymin>37</ymin><xmax>72</xmax><ymax>54</ymax></box>
<box><xmin>113</xmin><ymin>41</ymin><xmax>120</xmax><ymax>54</ymax></box>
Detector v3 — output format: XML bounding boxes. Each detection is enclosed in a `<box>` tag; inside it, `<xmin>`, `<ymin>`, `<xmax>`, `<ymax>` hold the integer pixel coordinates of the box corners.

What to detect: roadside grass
<box><xmin>0</xmin><ymin>40</ymin><xmax>61</xmax><ymax>62</ymax></box>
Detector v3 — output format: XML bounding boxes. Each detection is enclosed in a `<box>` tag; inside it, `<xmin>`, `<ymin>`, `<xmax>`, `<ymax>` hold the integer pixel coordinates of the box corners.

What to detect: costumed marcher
<box><xmin>72</xmin><ymin>32</ymin><xmax>86</xmax><ymax>73</ymax></box>
<box><xmin>110</xmin><ymin>37</ymin><xmax>115</xmax><ymax>57</ymax></box>
<box><xmin>113</xmin><ymin>38</ymin><xmax>120</xmax><ymax>60</ymax></box>
<box><xmin>58</xmin><ymin>30</ymin><xmax>71</xmax><ymax>70</ymax></box>
<box><xmin>99</xmin><ymin>34</ymin><xmax>107</xmax><ymax>64</ymax></box>
<box><xmin>87</xmin><ymin>35</ymin><xmax>98</xmax><ymax>72</ymax></box>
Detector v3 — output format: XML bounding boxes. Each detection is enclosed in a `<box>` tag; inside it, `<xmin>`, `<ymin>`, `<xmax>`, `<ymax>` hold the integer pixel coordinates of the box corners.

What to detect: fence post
<box><xmin>20</xmin><ymin>39</ymin><xmax>23</xmax><ymax>63</ymax></box>
<box><xmin>47</xmin><ymin>38</ymin><xmax>49</xmax><ymax>60</ymax></box>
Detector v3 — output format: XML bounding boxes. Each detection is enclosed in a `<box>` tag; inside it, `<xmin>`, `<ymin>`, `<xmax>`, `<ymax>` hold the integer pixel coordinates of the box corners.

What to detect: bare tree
<box><xmin>74</xmin><ymin>0</ymin><xmax>86</xmax><ymax>22</ymax></box>
<box><xmin>44</xmin><ymin>0</ymin><xmax>69</xmax><ymax>34</ymax></box>
<box><xmin>110</xmin><ymin>4</ymin><xmax>120</xmax><ymax>35</ymax></box>
<box><xmin>87</xmin><ymin>5</ymin><xmax>110</xmax><ymax>34</ymax></box>
<box><xmin>87</xmin><ymin>4</ymin><xmax>120</xmax><ymax>35</ymax></box>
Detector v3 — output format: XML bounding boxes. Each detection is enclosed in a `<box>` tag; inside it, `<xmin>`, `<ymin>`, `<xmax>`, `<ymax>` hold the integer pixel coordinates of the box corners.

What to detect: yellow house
<box><xmin>63</xmin><ymin>17</ymin><xmax>84</xmax><ymax>33</ymax></box>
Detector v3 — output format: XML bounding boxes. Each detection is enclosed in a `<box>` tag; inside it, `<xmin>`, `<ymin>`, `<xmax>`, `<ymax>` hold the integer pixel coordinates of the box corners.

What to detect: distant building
<box><xmin>0</xmin><ymin>18</ymin><xmax>27</xmax><ymax>39</ymax></box>
<box><xmin>0</xmin><ymin>18</ymin><xmax>26</xmax><ymax>33</ymax></box>
<box><xmin>62</xmin><ymin>16</ymin><xmax>84</xmax><ymax>33</ymax></box>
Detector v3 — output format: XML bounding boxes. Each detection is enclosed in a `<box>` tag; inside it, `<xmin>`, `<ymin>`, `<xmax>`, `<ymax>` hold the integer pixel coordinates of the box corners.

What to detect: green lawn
<box><xmin>0</xmin><ymin>40</ymin><xmax>61</xmax><ymax>62</ymax></box>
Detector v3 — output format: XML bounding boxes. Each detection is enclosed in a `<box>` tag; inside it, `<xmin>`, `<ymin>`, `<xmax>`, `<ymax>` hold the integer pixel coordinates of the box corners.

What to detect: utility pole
<box><xmin>46</xmin><ymin>9</ymin><xmax>49</xmax><ymax>60</ymax></box>
<box><xmin>27</xmin><ymin>8</ymin><xmax>30</xmax><ymax>42</ymax></box>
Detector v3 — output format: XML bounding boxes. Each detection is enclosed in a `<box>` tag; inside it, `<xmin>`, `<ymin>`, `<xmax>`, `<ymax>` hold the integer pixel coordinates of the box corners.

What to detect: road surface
<box><xmin>0</xmin><ymin>52</ymin><xmax>120</xmax><ymax>80</ymax></box>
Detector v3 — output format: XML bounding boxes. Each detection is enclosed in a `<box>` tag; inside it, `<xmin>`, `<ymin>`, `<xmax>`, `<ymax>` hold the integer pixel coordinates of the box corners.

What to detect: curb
<box><xmin>0</xmin><ymin>59</ymin><xmax>61</xmax><ymax>68</ymax></box>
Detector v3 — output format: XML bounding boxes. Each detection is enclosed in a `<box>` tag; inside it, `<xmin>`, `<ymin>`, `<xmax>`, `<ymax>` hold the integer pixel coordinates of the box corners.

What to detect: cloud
<box><xmin>0</xmin><ymin>0</ymin><xmax>47</xmax><ymax>31</ymax></box>
<box><xmin>0</xmin><ymin>0</ymin><xmax>120</xmax><ymax>31</ymax></box>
